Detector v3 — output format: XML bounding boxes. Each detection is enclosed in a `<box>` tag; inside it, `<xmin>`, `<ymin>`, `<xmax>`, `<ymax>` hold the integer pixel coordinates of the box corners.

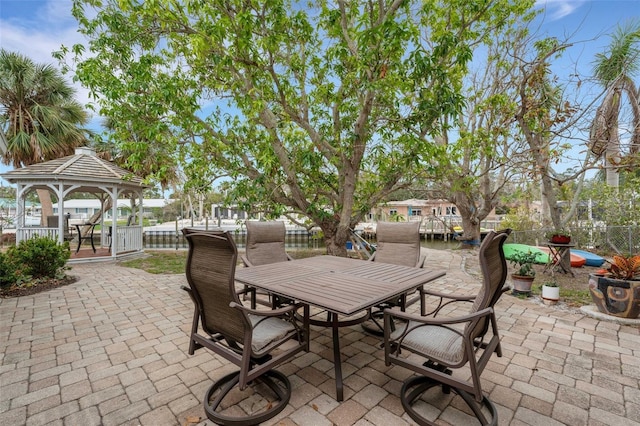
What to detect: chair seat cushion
<box><xmin>391</xmin><ymin>321</ymin><xmax>465</xmax><ymax>365</ymax></box>
<box><xmin>249</xmin><ymin>314</ymin><xmax>296</xmax><ymax>355</ymax></box>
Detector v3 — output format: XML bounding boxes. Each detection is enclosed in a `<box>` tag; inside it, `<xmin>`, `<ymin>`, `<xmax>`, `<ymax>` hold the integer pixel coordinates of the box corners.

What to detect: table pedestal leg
<box><xmin>331</xmin><ymin>313</ymin><xmax>344</xmax><ymax>401</ymax></box>
<box><xmin>89</xmin><ymin>228</ymin><xmax>96</xmax><ymax>253</ymax></box>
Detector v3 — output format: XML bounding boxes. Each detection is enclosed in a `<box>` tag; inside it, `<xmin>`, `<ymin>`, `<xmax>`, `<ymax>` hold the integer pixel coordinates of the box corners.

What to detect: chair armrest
<box><xmin>230</xmin><ymin>301</ymin><xmax>304</xmax><ymax>318</ymax></box>
<box><xmin>286</xmin><ymin>253</ymin><xmax>294</xmax><ymax>261</ymax></box>
<box><xmin>240</xmin><ymin>254</ymin><xmax>253</xmax><ymax>267</ymax></box>
<box><xmin>420</xmin><ymin>287</ymin><xmax>475</xmax><ymax>302</ymax></box>
<box><xmin>384</xmin><ymin>306</ymin><xmax>494</xmax><ymax>327</ymax></box>
<box><xmin>420</xmin><ymin>287</ymin><xmax>475</xmax><ymax>317</ymax></box>
<box><xmin>417</xmin><ymin>255</ymin><xmax>426</xmax><ymax>269</ymax></box>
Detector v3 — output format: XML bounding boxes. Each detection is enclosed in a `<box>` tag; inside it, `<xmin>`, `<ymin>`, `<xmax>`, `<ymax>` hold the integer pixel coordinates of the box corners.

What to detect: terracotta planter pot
<box><xmin>588</xmin><ymin>274</ymin><xmax>640</xmax><ymax>319</ymax></box>
<box><xmin>511</xmin><ymin>274</ymin><xmax>534</xmax><ymax>295</ymax></box>
<box><xmin>542</xmin><ymin>285</ymin><xmax>560</xmax><ymax>305</ymax></box>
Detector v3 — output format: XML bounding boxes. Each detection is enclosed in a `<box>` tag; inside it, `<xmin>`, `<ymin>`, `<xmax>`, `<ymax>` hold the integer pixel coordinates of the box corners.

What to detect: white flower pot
<box><xmin>542</xmin><ymin>285</ymin><xmax>560</xmax><ymax>305</ymax></box>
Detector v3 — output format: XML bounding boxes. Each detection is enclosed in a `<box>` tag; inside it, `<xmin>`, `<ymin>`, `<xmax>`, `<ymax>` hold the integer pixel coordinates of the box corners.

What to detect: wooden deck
<box><xmin>70</xmin><ymin>247</ymin><xmax>112</xmax><ymax>260</ymax></box>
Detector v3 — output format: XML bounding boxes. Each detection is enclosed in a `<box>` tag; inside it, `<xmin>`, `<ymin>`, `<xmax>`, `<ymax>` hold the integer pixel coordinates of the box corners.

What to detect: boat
<box><xmin>537</xmin><ymin>246</ymin><xmax>586</xmax><ymax>268</ymax></box>
<box><xmin>502</xmin><ymin>244</ymin><xmax>549</xmax><ymax>264</ymax></box>
<box><xmin>570</xmin><ymin>249</ymin><xmax>605</xmax><ymax>267</ymax></box>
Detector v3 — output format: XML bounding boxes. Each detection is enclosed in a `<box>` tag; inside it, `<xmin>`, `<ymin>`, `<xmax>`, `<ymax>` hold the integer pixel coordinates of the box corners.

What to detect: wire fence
<box><xmin>510</xmin><ymin>225</ymin><xmax>640</xmax><ymax>256</ymax></box>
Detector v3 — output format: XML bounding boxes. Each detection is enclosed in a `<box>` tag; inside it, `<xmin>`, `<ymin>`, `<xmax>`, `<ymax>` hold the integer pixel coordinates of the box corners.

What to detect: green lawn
<box><xmin>120</xmin><ymin>251</ymin><xmax>187</xmax><ymax>274</ymax></box>
<box><xmin>119</xmin><ymin>248</ymin><xmax>326</xmax><ymax>274</ymax></box>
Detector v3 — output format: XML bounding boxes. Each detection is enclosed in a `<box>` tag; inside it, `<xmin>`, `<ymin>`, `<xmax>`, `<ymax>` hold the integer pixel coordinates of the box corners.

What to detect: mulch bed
<box><xmin>0</xmin><ymin>275</ymin><xmax>78</xmax><ymax>298</ymax></box>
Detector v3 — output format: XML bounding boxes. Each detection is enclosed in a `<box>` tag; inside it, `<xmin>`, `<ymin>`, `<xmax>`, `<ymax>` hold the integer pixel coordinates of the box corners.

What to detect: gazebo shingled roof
<box><xmin>2</xmin><ymin>149</ymin><xmax>147</xmax><ymax>191</ymax></box>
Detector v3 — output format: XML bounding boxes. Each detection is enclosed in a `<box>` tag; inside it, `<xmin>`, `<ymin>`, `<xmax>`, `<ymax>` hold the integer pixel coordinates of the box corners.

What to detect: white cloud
<box><xmin>0</xmin><ymin>0</ymin><xmax>93</xmax><ymax>107</ymax></box>
<box><xmin>535</xmin><ymin>0</ymin><xmax>586</xmax><ymax>21</ymax></box>
<box><xmin>37</xmin><ymin>0</ymin><xmax>78</xmax><ymax>24</ymax></box>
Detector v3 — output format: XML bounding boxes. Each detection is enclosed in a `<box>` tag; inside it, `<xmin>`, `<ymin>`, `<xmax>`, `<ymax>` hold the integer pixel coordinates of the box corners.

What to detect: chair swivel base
<box><xmin>204</xmin><ymin>370</ymin><xmax>291</xmax><ymax>426</ymax></box>
<box><xmin>400</xmin><ymin>375</ymin><xmax>498</xmax><ymax>426</ymax></box>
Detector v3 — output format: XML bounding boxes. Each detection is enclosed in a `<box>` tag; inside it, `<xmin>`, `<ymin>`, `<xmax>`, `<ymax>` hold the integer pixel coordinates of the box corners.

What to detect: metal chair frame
<box><xmin>182</xmin><ymin>229</ymin><xmax>309</xmax><ymax>425</ymax></box>
<box><xmin>383</xmin><ymin>229</ymin><xmax>511</xmax><ymax>425</ymax></box>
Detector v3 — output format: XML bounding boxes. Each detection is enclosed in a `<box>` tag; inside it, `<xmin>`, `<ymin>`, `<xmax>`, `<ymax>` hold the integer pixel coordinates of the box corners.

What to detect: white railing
<box><xmin>17</xmin><ymin>227</ymin><xmax>60</xmax><ymax>242</ymax></box>
<box><xmin>114</xmin><ymin>225</ymin><xmax>143</xmax><ymax>253</ymax></box>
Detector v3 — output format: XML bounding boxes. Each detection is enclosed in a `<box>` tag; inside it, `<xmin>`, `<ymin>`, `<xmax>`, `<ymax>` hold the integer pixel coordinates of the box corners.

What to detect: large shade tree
<box><xmin>0</xmin><ymin>49</ymin><xmax>90</xmax><ymax>221</ymax></box>
<box><xmin>66</xmin><ymin>0</ymin><xmax>531</xmax><ymax>254</ymax></box>
<box><xmin>426</xmin><ymin>13</ymin><xmax>537</xmax><ymax>245</ymax></box>
<box><xmin>590</xmin><ymin>21</ymin><xmax>640</xmax><ymax>188</ymax></box>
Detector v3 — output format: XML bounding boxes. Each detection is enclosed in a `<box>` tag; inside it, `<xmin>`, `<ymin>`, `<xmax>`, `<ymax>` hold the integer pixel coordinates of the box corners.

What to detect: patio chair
<box><xmin>362</xmin><ymin>221</ymin><xmax>425</xmax><ymax>334</ymax></box>
<box><xmin>241</xmin><ymin>221</ymin><xmax>294</xmax><ymax>307</ymax></box>
<box><xmin>46</xmin><ymin>215</ymin><xmax>73</xmax><ymax>241</ymax></box>
<box><xmin>241</xmin><ymin>220</ymin><xmax>293</xmax><ymax>266</ymax></box>
<box><xmin>182</xmin><ymin>230</ymin><xmax>309</xmax><ymax>425</ymax></box>
<box><xmin>383</xmin><ymin>229</ymin><xmax>511</xmax><ymax>426</ymax></box>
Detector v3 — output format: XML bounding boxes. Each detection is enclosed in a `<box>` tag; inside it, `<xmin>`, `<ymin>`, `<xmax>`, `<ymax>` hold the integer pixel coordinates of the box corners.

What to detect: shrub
<box><xmin>0</xmin><ymin>251</ymin><xmax>18</xmax><ymax>288</ymax></box>
<box><xmin>7</xmin><ymin>236</ymin><xmax>70</xmax><ymax>279</ymax></box>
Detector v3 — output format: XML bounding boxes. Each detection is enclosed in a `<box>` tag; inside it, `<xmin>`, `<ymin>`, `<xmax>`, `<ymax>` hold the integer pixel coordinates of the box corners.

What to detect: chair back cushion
<box><xmin>373</xmin><ymin>221</ymin><xmax>421</xmax><ymax>267</ymax></box>
<box><xmin>466</xmin><ymin>229</ymin><xmax>511</xmax><ymax>340</ymax></box>
<box><xmin>47</xmin><ymin>215</ymin><xmax>69</xmax><ymax>230</ymax></box>
<box><xmin>245</xmin><ymin>221</ymin><xmax>290</xmax><ymax>265</ymax></box>
<box><xmin>47</xmin><ymin>216</ymin><xmax>58</xmax><ymax>228</ymax></box>
<box><xmin>183</xmin><ymin>230</ymin><xmax>247</xmax><ymax>344</ymax></box>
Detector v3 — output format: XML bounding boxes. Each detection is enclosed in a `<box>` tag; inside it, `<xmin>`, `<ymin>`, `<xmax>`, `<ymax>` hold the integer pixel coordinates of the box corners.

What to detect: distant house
<box><xmin>0</xmin><ymin>197</ymin><xmax>41</xmax><ymax>218</ymax></box>
<box><xmin>371</xmin><ymin>199</ymin><xmax>461</xmax><ymax>222</ymax></box>
<box><xmin>53</xmin><ymin>198</ymin><xmax>175</xmax><ymax>221</ymax></box>
<box><xmin>371</xmin><ymin>198</ymin><xmax>500</xmax><ymax>224</ymax></box>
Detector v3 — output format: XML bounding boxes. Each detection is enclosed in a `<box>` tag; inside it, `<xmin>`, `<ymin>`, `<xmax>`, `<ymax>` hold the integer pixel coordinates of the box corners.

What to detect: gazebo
<box><xmin>0</xmin><ymin>147</ymin><xmax>150</xmax><ymax>262</ymax></box>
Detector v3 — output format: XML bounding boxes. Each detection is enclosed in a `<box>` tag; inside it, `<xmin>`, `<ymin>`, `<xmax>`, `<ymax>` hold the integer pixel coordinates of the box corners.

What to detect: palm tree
<box><xmin>0</xmin><ymin>49</ymin><xmax>90</xmax><ymax>221</ymax></box>
<box><xmin>590</xmin><ymin>22</ymin><xmax>640</xmax><ymax>188</ymax></box>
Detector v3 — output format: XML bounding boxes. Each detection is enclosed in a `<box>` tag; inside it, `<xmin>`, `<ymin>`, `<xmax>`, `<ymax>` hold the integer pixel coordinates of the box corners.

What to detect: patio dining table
<box><xmin>235</xmin><ymin>255</ymin><xmax>445</xmax><ymax>401</ymax></box>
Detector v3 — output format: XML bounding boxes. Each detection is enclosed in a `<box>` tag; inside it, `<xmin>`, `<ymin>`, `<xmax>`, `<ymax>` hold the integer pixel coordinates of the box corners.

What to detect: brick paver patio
<box><xmin>1</xmin><ymin>248</ymin><xmax>638</xmax><ymax>425</ymax></box>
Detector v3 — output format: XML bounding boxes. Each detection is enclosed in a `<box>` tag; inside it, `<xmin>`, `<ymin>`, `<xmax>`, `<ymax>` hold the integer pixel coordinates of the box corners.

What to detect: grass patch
<box><xmin>559</xmin><ymin>288</ymin><xmax>592</xmax><ymax>307</ymax></box>
<box><xmin>530</xmin><ymin>283</ymin><xmax>591</xmax><ymax>307</ymax></box>
<box><xmin>120</xmin><ymin>248</ymin><xmax>327</xmax><ymax>274</ymax></box>
<box><xmin>120</xmin><ymin>250</ymin><xmax>187</xmax><ymax>274</ymax></box>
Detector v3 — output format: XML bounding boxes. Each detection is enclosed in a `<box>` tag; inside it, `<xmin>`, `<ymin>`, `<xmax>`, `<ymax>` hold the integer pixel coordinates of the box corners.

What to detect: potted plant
<box><xmin>545</xmin><ymin>229</ymin><xmax>571</xmax><ymax>244</ymax></box>
<box><xmin>589</xmin><ymin>254</ymin><xmax>640</xmax><ymax>318</ymax></box>
<box><xmin>541</xmin><ymin>280</ymin><xmax>560</xmax><ymax>305</ymax></box>
<box><xmin>509</xmin><ymin>249</ymin><xmax>537</xmax><ymax>295</ymax></box>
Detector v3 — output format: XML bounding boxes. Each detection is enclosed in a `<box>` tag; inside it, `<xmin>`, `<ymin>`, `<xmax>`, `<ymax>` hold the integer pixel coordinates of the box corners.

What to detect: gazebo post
<box><xmin>15</xmin><ymin>183</ymin><xmax>25</xmax><ymax>241</ymax></box>
<box><xmin>51</xmin><ymin>182</ymin><xmax>65</xmax><ymax>246</ymax></box>
<box><xmin>110</xmin><ymin>188</ymin><xmax>118</xmax><ymax>259</ymax></box>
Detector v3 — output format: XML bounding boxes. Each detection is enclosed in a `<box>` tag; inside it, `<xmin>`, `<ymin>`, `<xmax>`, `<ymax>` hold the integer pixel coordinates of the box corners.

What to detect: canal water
<box><xmin>420</xmin><ymin>239</ymin><xmax>460</xmax><ymax>251</ymax></box>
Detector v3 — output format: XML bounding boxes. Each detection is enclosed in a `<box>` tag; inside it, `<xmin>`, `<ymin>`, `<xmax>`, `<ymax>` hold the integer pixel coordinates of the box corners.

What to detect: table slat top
<box><xmin>235</xmin><ymin>256</ymin><xmax>445</xmax><ymax>315</ymax></box>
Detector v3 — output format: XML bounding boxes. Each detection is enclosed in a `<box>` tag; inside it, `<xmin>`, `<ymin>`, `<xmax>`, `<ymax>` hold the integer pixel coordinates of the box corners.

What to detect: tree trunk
<box><xmin>605</xmin><ymin>90</ymin><xmax>622</xmax><ymax>189</ymax></box>
<box><xmin>325</xmin><ymin>237</ymin><xmax>348</xmax><ymax>257</ymax></box>
<box><xmin>320</xmin><ymin>220</ymin><xmax>349</xmax><ymax>257</ymax></box>
<box><xmin>36</xmin><ymin>189</ymin><xmax>54</xmax><ymax>226</ymax></box>
<box><xmin>455</xmin><ymin>200</ymin><xmax>481</xmax><ymax>247</ymax></box>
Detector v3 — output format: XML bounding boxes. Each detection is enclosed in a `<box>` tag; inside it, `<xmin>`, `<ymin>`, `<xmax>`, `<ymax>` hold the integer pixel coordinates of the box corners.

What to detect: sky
<box><xmin>0</xmin><ymin>0</ymin><xmax>639</xmax><ymax>183</ymax></box>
